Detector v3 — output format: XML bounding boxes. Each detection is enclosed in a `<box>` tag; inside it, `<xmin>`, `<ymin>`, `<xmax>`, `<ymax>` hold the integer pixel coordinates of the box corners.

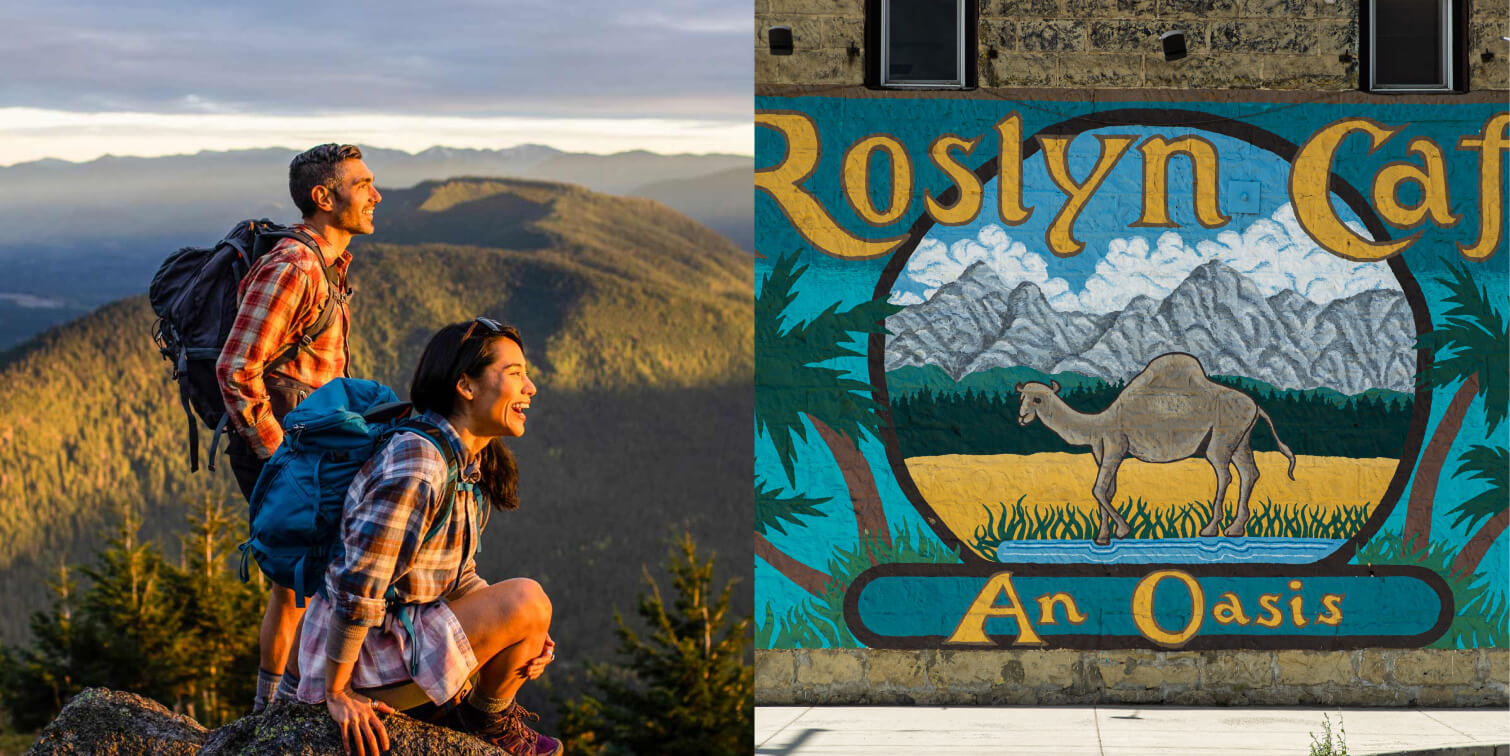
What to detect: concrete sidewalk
<box><xmin>756</xmin><ymin>705</ymin><xmax>1510</xmax><ymax>755</ymax></box>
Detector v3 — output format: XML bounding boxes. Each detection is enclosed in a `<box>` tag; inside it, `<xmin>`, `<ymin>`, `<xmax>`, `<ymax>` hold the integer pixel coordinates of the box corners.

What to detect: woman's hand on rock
<box><xmin>326</xmin><ymin>688</ymin><xmax>394</xmax><ymax>756</ymax></box>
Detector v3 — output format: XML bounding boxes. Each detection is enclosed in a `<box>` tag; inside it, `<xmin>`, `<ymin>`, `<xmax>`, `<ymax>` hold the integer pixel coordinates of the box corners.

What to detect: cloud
<box><xmin>902</xmin><ymin>224</ymin><xmax>1072</xmax><ymax>303</ymax></box>
<box><xmin>898</xmin><ymin>205</ymin><xmax>1396</xmax><ymax>313</ymax></box>
<box><xmin>0</xmin><ymin>1</ymin><xmax>750</xmax><ymax>122</ymax></box>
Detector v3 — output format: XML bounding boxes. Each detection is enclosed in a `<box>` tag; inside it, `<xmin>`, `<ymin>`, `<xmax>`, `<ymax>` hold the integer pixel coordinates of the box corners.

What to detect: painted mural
<box><xmin>754</xmin><ymin>99</ymin><xmax>1508</xmax><ymax>651</ymax></box>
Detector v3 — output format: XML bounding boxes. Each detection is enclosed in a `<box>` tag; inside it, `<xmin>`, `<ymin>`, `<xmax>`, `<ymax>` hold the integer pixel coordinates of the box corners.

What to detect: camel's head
<box><xmin>1013</xmin><ymin>380</ymin><xmax>1061</xmax><ymax>426</ymax></box>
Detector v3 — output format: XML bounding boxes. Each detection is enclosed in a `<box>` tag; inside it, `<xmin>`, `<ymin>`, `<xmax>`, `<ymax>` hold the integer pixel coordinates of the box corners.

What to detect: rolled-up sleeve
<box><xmin>326</xmin><ymin>437</ymin><xmax>448</xmax><ymax>627</ymax></box>
<box><xmin>216</xmin><ymin>254</ymin><xmax>317</xmax><ymax>458</ymax></box>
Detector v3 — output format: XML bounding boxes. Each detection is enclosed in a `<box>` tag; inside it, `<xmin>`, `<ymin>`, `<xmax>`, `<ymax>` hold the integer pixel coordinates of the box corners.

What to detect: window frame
<box><xmin>1361</xmin><ymin>0</ymin><xmax>1468</xmax><ymax>93</ymax></box>
<box><xmin>867</xmin><ymin>0</ymin><xmax>978</xmax><ymax>90</ymax></box>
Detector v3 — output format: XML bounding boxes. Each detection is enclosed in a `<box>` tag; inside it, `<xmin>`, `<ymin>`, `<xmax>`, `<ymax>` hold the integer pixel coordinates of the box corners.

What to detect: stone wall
<box><xmin>754</xmin><ymin>0</ymin><xmax>1509</xmax><ymax>90</ymax></box>
<box><xmin>756</xmin><ymin>649</ymin><xmax>1510</xmax><ymax>706</ymax></box>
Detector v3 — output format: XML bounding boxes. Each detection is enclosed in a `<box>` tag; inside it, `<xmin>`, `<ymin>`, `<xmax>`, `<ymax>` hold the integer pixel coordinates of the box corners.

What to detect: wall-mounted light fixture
<box><xmin>769</xmin><ymin>26</ymin><xmax>794</xmax><ymax>56</ymax></box>
<box><xmin>1161</xmin><ymin>31</ymin><xmax>1187</xmax><ymax>62</ymax></box>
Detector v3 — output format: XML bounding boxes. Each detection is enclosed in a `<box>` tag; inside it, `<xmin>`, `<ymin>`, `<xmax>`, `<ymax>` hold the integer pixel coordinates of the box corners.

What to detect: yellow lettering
<box><xmin>1035</xmin><ymin>592</ymin><xmax>1089</xmax><ymax>626</ymax></box>
<box><xmin>947</xmin><ymin>572</ymin><xmax>1045</xmax><ymax>645</ymax></box>
<box><xmin>1373</xmin><ymin>138</ymin><xmax>1458</xmax><ymax>230</ymax></box>
<box><xmin>754</xmin><ymin>112</ymin><xmax>906</xmax><ymax>260</ymax></box>
<box><xmin>1289</xmin><ymin>117</ymin><xmax>1420</xmax><ymax>261</ymax></box>
<box><xmin>1316</xmin><ymin>594</ymin><xmax>1345</xmax><ymax>626</ymax></box>
<box><xmin>1255</xmin><ymin>594</ymin><xmax>1283</xmax><ymax>628</ymax></box>
<box><xmin>1134</xmin><ymin>135</ymin><xmax>1230</xmax><ymax>229</ymax></box>
<box><xmin>842</xmin><ymin>134</ymin><xmax>913</xmax><ymax>226</ymax></box>
<box><xmin>1288</xmin><ymin>596</ymin><xmax>1309</xmax><ymax>627</ymax></box>
<box><xmin>1039</xmin><ymin>134</ymin><xmax>1137</xmax><ymax>257</ymax></box>
<box><xmin>1131</xmin><ymin>569</ymin><xmax>1204</xmax><ymax>648</ymax></box>
<box><xmin>925</xmin><ymin>134</ymin><xmax>984</xmax><ymax>226</ymax></box>
<box><xmin>994</xmin><ymin>113</ymin><xmax>1033</xmax><ymax>225</ymax></box>
<box><xmin>1211</xmin><ymin>591</ymin><xmax>1251</xmax><ymax>626</ymax></box>
<box><xmin>1457</xmin><ymin>112</ymin><xmax>1510</xmax><ymax>260</ymax></box>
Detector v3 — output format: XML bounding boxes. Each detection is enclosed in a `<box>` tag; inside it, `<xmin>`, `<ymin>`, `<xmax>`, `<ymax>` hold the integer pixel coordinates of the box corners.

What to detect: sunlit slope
<box><xmin>0</xmin><ymin>177</ymin><xmax>752</xmax><ymax>648</ymax></box>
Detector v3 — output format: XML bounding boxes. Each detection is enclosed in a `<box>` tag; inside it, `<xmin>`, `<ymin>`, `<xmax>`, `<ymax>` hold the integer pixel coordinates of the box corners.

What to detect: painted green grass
<box><xmin>1356</xmin><ymin>533</ymin><xmax>1508</xmax><ymax>649</ymax></box>
<box><xmin>757</xmin><ymin>523</ymin><xmax>959</xmax><ymax>649</ymax></box>
<box><xmin>969</xmin><ymin>496</ymin><xmax>1373</xmax><ymax>558</ymax></box>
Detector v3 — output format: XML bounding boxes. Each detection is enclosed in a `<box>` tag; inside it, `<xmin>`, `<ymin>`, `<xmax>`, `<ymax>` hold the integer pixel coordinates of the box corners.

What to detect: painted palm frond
<box><xmin>755</xmin><ymin>477</ymin><xmax>831</xmax><ymax>536</ymax></box>
<box><xmin>755</xmin><ymin>249</ymin><xmax>901</xmax><ymax>483</ymax></box>
<box><xmin>1448</xmin><ymin>445</ymin><xmax>1509</xmax><ymax>532</ymax></box>
<box><xmin>1415</xmin><ymin>263</ymin><xmax>1509</xmax><ymax>431</ymax></box>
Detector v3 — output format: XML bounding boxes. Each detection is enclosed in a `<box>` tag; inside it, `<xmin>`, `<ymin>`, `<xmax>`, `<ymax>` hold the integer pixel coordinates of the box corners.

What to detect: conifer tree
<box><xmin>559</xmin><ymin>533</ymin><xmax>752</xmax><ymax>756</ymax></box>
<box><xmin>0</xmin><ymin>561</ymin><xmax>83</xmax><ymax>731</ymax></box>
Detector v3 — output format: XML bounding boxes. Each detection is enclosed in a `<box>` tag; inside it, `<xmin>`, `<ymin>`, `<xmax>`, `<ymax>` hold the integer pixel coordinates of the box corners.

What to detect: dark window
<box><xmin>867</xmin><ymin>0</ymin><xmax>978</xmax><ymax>89</ymax></box>
<box><xmin>1363</xmin><ymin>0</ymin><xmax>1466</xmax><ymax>92</ymax></box>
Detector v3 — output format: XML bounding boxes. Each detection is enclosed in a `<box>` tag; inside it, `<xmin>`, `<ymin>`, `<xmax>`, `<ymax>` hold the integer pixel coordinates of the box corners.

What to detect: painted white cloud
<box><xmin>897</xmin><ymin>204</ymin><xmax>1396</xmax><ymax>314</ymax></box>
<box><xmin>901</xmin><ymin>224</ymin><xmax>1072</xmax><ymax>303</ymax></box>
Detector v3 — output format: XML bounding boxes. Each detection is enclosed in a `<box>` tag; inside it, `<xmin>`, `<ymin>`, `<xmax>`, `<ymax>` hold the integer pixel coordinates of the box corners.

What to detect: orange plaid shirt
<box><xmin>216</xmin><ymin>226</ymin><xmax>352</xmax><ymax>458</ymax></box>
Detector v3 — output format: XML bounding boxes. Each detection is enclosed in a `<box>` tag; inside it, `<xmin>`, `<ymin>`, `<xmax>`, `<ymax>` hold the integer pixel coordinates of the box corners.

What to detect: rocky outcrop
<box><xmin>27</xmin><ymin>688</ymin><xmax>509</xmax><ymax>756</ymax></box>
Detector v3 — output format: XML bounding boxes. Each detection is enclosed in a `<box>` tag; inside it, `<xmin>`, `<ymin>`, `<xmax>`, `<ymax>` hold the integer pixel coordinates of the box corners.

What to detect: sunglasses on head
<box><xmin>461</xmin><ymin>316</ymin><xmax>504</xmax><ymax>344</ymax></box>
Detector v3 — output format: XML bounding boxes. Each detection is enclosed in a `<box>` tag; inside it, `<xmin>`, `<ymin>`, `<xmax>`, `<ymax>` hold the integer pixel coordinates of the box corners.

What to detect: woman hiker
<box><xmin>292</xmin><ymin>318</ymin><xmax>560</xmax><ymax>756</ymax></box>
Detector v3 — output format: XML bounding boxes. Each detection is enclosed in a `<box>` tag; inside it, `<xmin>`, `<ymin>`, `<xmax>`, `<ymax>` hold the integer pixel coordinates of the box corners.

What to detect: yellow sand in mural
<box><xmin>906</xmin><ymin>452</ymin><xmax>1398</xmax><ymax>541</ymax></box>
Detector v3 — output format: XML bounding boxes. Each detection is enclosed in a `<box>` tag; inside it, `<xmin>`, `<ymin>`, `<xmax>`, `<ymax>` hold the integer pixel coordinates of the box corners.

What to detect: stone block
<box><xmin>986</xmin><ymin>52</ymin><xmax>1060</xmax><ymax>87</ymax></box>
<box><xmin>756</xmin><ymin>48</ymin><xmax>862</xmax><ymax>85</ymax></box>
<box><xmin>981</xmin><ymin>18</ymin><xmax>1018</xmax><ymax>51</ymax></box>
<box><xmin>981</xmin><ymin>0</ymin><xmax>1017</xmax><ymax>16</ymax></box>
<box><xmin>1240</xmin><ymin>0</ymin><xmax>1314</xmax><ymax>17</ymax></box>
<box><xmin>1021</xmin><ymin>19</ymin><xmax>1088</xmax><ymax>52</ymax></box>
<box><xmin>1144</xmin><ymin>53</ymin><xmax>1264</xmax><ymax>88</ymax></box>
<box><xmin>796</xmin><ymin>649</ymin><xmax>864</xmax><ymax>686</ymax></box>
<box><xmin>1097</xmin><ymin>650</ymin><xmax>1201</xmax><ymax>689</ymax></box>
<box><xmin>1262</xmin><ymin>54</ymin><xmax>1350</xmax><ymax>89</ymax></box>
<box><xmin>757</xmin><ymin>17</ymin><xmax>824</xmax><ymax>49</ymax></box>
<box><xmin>1486</xmin><ymin>650</ymin><xmax>1510</xmax><ymax>686</ymax></box>
<box><xmin>1313</xmin><ymin>0</ymin><xmax>1356</xmax><ymax>18</ymax></box>
<box><xmin>1472</xmin><ymin>0</ymin><xmax>1507</xmax><ymax>21</ymax></box>
<box><xmin>1276</xmin><ymin>651</ymin><xmax>1355</xmax><ymax>686</ymax></box>
<box><xmin>755</xmin><ymin>0</ymin><xmax>771</xmax><ymax>13</ymax></box>
<box><xmin>1413</xmin><ymin>686</ymin><xmax>1460</xmax><ymax>707</ymax></box>
<box><xmin>1471</xmin><ymin>57</ymin><xmax>1509</xmax><ymax>91</ymax></box>
<box><xmin>822</xmin><ymin>16</ymin><xmax>865</xmax><ymax>50</ymax></box>
<box><xmin>1315</xmin><ymin>20</ymin><xmax>1355</xmax><ymax>56</ymax></box>
<box><xmin>931</xmin><ymin>650</ymin><xmax>1008</xmax><ymax>689</ymax></box>
<box><xmin>1021</xmin><ymin>0</ymin><xmax>1063</xmax><ymax>14</ymax></box>
<box><xmin>1091</xmin><ymin>20</ymin><xmax>1208</xmax><ymax>52</ymax></box>
<box><xmin>1210</xmin><ymin>20</ymin><xmax>1317</xmax><ymax>53</ymax></box>
<box><xmin>1200</xmin><ymin>651</ymin><xmax>1273</xmax><ymax>690</ymax></box>
<box><xmin>1160</xmin><ymin>0</ymin><xmax>1238</xmax><ymax>18</ymax></box>
<box><xmin>1060</xmin><ymin>53</ymin><xmax>1145</xmax><ymax>86</ymax></box>
<box><xmin>1393</xmin><ymin>649</ymin><xmax>1479</xmax><ymax>687</ymax></box>
<box><xmin>756</xmin><ymin>650</ymin><xmax>796</xmax><ymax>696</ymax></box>
<box><xmin>1357</xmin><ymin>649</ymin><xmax>1389</xmax><ymax>684</ymax></box>
<box><xmin>867</xmin><ymin>650</ymin><xmax>928</xmax><ymax>689</ymax></box>
<box><xmin>1064</xmin><ymin>0</ymin><xmax>1157</xmax><ymax>17</ymax></box>
<box><xmin>768</xmin><ymin>0</ymin><xmax>864</xmax><ymax>14</ymax></box>
<box><xmin>1018</xmin><ymin>649</ymin><xmax>1083</xmax><ymax>693</ymax></box>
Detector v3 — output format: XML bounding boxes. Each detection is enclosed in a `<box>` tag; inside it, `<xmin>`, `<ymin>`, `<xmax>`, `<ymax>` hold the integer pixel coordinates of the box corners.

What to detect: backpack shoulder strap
<box><xmin>260</xmin><ymin>229</ymin><xmax>348</xmax><ymax>375</ymax></box>
<box><xmin>392</xmin><ymin>418</ymin><xmax>460</xmax><ymax>548</ymax></box>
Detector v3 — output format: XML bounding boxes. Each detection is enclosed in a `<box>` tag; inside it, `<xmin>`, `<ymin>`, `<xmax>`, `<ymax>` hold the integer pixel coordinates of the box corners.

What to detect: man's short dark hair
<box><xmin>289</xmin><ymin>144</ymin><xmax>364</xmax><ymax>218</ymax></box>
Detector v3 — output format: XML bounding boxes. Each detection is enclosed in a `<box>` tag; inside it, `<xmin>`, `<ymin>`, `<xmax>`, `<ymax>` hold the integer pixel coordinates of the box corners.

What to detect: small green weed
<box><xmin>1308</xmin><ymin>713</ymin><xmax>1348</xmax><ymax>756</ymax></box>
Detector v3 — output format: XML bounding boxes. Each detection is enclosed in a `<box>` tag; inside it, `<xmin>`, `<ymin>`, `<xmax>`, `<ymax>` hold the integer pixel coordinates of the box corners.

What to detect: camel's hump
<box><xmin>1125</xmin><ymin>353</ymin><xmax>1211</xmax><ymax>391</ymax></box>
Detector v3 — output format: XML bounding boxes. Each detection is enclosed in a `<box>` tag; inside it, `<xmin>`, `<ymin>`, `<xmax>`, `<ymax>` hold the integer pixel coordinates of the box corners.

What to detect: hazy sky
<box><xmin>0</xmin><ymin>0</ymin><xmax>753</xmax><ymax>164</ymax></box>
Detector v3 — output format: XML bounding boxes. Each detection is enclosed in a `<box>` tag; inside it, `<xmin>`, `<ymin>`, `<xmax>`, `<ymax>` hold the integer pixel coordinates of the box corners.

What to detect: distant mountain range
<box><xmin>0</xmin><ymin>145</ymin><xmax>751</xmax><ymax>350</ymax></box>
<box><xmin>885</xmin><ymin>260</ymin><xmax>1416</xmax><ymax>395</ymax></box>
<box><xmin>0</xmin><ymin>176</ymin><xmax>752</xmax><ymax>695</ymax></box>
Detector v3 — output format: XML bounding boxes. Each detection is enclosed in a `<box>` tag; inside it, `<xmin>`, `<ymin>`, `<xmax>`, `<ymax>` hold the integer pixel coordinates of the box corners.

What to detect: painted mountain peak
<box><xmin>885</xmin><ymin>259</ymin><xmax>1415</xmax><ymax>394</ymax></box>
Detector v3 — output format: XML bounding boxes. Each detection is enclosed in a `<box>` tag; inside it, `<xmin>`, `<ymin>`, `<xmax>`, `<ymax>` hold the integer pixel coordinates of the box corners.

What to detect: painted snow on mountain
<box><xmin>885</xmin><ymin>259</ymin><xmax>1415</xmax><ymax>394</ymax></box>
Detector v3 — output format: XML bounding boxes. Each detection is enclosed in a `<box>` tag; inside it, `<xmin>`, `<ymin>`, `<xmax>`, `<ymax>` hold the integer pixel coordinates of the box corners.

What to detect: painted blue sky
<box><xmin>891</xmin><ymin>126</ymin><xmax>1397</xmax><ymax>313</ymax></box>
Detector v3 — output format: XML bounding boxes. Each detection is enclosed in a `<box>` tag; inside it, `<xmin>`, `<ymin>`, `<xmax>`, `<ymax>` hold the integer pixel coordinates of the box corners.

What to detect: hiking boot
<box><xmin>447</xmin><ymin>700</ymin><xmax>562</xmax><ymax>756</ymax></box>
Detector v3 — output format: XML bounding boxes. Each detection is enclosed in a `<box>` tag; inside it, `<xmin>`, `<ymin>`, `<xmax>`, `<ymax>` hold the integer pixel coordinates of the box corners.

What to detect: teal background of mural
<box><xmin>754</xmin><ymin>95</ymin><xmax>1509</xmax><ymax>650</ymax></box>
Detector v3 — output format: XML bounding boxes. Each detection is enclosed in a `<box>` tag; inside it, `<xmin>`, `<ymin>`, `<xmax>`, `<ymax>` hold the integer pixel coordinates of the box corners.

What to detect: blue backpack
<box><xmin>237</xmin><ymin>378</ymin><xmax>464</xmax><ymax>606</ymax></box>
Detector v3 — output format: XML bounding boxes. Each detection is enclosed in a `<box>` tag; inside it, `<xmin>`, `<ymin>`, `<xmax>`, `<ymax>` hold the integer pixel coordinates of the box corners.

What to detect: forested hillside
<box><xmin>0</xmin><ymin>178</ymin><xmax>753</xmax><ymax>707</ymax></box>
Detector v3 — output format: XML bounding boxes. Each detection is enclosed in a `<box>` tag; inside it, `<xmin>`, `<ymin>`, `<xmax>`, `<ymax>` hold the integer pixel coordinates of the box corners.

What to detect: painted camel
<box><xmin>1015</xmin><ymin>353</ymin><xmax>1296</xmax><ymax>545</ymax></box>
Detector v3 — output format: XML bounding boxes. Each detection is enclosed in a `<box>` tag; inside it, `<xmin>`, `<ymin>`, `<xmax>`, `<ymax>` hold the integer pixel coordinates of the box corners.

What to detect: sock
<box><xmin>274</xmin><ymin>670</ymin><xmax>301</xmax><ymax>702</ymax></box>
<box><xmin>466</xmin><ymin>689</ymin><xmax>512</xmax><ymax>714</ymax></box>
<box><xmin>253</xmin><ymin>668</ymin><xmax>282</xmax><ymax>713</ymax></box>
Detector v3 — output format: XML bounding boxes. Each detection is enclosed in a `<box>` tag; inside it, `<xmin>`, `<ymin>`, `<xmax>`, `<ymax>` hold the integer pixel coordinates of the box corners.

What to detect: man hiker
<box><xmin>217</xmin><ymin>143</ymin><xmax>381</xmax><ymax>713</ymax></box>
